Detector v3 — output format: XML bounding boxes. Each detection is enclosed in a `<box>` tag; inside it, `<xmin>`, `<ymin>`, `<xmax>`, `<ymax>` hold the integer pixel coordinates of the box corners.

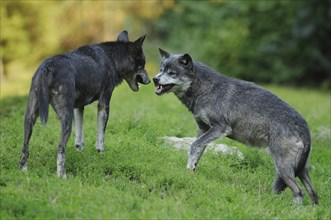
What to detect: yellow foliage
<box><xmin>1</xmin><ymin>0</ymin><xmax>174</xmax><ymax>97</ymax></box>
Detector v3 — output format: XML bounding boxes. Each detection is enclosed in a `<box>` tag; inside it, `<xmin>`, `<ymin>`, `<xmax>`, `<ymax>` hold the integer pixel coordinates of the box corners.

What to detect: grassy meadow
<box><xmin>0</xmin><ymin>82</ymin><xmax>330</xmax><ymax>219</ymax></box>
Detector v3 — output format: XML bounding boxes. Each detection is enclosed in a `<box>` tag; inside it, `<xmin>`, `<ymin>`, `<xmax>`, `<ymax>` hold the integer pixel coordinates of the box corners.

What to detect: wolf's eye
<box><xmin>169</xmin><ymin>72</ymin><xmax>176</xmax><ymax>76</ymax></box>
<box><xmin>137</xmin><ymin>66</ymin><xmax>143</xmax><ymax>70</ymax></box>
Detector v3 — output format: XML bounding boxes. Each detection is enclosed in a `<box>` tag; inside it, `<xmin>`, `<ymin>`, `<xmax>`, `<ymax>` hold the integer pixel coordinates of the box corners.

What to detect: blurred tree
<box><xmin>0</xmin><ymin>0</ymin><xmax>172</xmax><ymax>79</ymax></box>
<box><xmin>155</xmin><ymin>0</ymin><xmax>330</xmax><ymax>88</ymax></box>
<box><xmin>291</xmin><ymin>0</ymin><xmax>331</xmax><ymax>88</ymax></box>
<box><xmin>1</xmin><ymin>0</ymin><xmax>328</xmax><ymax>88</ymax></box>
<box><xmin>1</xmin><ymin>1</ymin><xmax>42</xmax><ymax>75</ymax></box>
<box><xmin>0</xmin><ymin>1</ymin><xmax>106</xmax><ymax>75</ymax></box>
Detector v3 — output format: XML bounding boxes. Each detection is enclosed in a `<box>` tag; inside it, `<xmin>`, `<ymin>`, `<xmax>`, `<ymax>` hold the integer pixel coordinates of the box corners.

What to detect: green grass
<box><xmin>1</xmin><ymin>83</ymin><xmax>330</xmax><ymax>219</ymax></box>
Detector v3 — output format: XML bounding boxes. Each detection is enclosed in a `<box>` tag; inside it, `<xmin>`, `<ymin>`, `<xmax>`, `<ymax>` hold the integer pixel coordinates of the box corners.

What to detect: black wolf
<box><xmin>153</xmin><ymin>49</ymin><xmax>318</xmax><ymax>205</ymax></box>
<box><xmin>20</xmin><ymin>31</ymin><xmax>150</xmax><ymax>178</ymax></box>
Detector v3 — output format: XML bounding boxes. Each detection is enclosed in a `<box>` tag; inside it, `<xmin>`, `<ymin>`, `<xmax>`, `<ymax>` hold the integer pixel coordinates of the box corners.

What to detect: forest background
<box><xmin>1</xmin><ymin>1</ymin><xmax>330</xmax><ymax>219</ymax></box>
<box><xmin>1</xmin><ymin>0</ymin><xmax>330</xmax><ymax>97</ymax></box>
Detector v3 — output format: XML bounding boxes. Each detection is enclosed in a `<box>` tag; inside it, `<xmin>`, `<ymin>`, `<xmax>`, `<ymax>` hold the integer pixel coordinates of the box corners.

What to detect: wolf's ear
<box><xmin>134</xmin><ymin>34</ymin><xmax>146</xmax><ymax>46</ymax></box>
<box><xmin>179</xmin><ymin>54</ymin><xmax>193</xmax><ymax>68</ymax></box>
<box><xmin>159</xmin><ymin>48</ymin><xmax>170</xmax><ymax>59</ymax></box>
<box><xmin>117</xmin><ymin>30</ymin><xmax>129</xmax><ymax>42</ymax></box>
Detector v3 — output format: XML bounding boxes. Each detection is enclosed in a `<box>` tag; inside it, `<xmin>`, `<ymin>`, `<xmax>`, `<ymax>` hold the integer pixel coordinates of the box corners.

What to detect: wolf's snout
<box><xmin>153</xmin><ymin>77</ymin><xmax>160</xmax><ymax>84</ymax></box>
<box><xmin>136</xmin><ymin>72</ymin><xmax>150</xmax><ymax>85</ymax></box>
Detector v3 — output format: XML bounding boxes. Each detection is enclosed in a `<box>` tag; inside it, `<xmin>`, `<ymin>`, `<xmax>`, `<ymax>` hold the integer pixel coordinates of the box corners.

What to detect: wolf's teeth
<box><xmin>155</xmin><ymin>85</ymin><xmax>163</xmax><ymax>94</ymax></box>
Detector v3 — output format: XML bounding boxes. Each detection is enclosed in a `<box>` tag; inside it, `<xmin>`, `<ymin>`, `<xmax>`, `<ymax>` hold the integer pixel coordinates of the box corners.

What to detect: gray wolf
<box><xmin>153</xmin><ymin>49</ymin><xmax>318</xmax><ymax>205</ymax></box>
<box><xmin>20</xmin><ymin>31</ymin><xmax>150</xmax><ymax>178</ymax></box>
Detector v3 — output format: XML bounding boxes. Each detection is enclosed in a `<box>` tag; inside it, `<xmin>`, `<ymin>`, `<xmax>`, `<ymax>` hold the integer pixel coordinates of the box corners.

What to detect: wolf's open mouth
<box><xmin>136</xmin><ymin>75</ymin><xmax>143</xmax><ymax>84</ymax></box>
<box><xmin>155</xmin><ymin>83</ymin><xmax>175</xmax><ymax>95</ymax></box>
<box><xmin>136</xmin><ymin>74</ymin><xmax>150</xmax><ymax>85</ymax></box>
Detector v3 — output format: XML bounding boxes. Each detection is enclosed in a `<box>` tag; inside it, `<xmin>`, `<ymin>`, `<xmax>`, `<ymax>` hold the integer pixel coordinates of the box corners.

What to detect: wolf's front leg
<box><xmin>187</xmin><ymin>125</ymin><xmax>229</xmax><ymax>170</ymax></box>
<box><xmin>96</xmin><ymin>103</ymin><xmax>109</xmax><ymax>153</ymax></box>
<box><xmin>74</xmin><ymin>107</ymin><xmax>84</xmax><ymax>151</ymax></box>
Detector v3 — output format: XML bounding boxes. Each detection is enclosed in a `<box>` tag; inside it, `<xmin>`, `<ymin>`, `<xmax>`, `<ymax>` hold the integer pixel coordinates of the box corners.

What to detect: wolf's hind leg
<box><xmin>56</xmin><ymin>109</ymin><xmax>73</xmax><ymax>178</ymax></box>
<box><xmin>271</xmin><ymin>149</ymin><xmax>304</xmax><ymax>205</ymax></box>
<box><xmin>270</xmin><ymin>135</ymin><xmax>312</xmax><ymax>205</ymax></box>
<box><xmin>52</xmin><ymin>83</ymin><xmax>74</xmax><ymax>178</ymax></box>
<box><xmin>20</xmin><ymin>93</ymin><xmax>39</xmax><ymax>172</ymax></box>
<box><xmin>281</xmin><ymin>173</ymin><xmax>303</xmax><ymax>205</ymax></box>
<box><xmin>74</xmin><ymin>107</ymin><xmax>84</xmax><ymax>151</ymax></box>
<box><xmin>298</xmin><ymin>165</ymin><xmax>318</xmax><ymax>205</ymax></box>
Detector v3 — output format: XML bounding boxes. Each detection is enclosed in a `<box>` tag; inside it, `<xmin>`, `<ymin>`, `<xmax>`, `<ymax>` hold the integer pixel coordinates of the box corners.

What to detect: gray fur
<box><xmin>20</xmin><ymin>31</ymin><xmax>150</xmax><ymax>178</ymax></box>
<box><xmin>153</xmin><ymin>49</ymin><xmax>318</xmax><ymax>205</ymax></box>
<box><xmin>74</xmin><ymin>107</ymin><xmax>84</xmax><ymax>151</ymax></box>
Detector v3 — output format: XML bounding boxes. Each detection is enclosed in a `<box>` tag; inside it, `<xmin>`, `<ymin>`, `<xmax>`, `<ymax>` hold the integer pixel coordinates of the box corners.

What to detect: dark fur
<box><xmin>20</xmin><ymin>31</ymin><xmax>150</xmax><ymax>178</ymax></box>
<box><xmin>153</xmin><ymin>49</ymin><xmax>318</xmax><ymax>205</ymax></box>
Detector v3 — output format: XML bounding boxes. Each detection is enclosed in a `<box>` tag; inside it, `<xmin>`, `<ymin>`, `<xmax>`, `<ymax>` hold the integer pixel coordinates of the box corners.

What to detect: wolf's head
<box><xmin>116</xmin><ymin>31</ymin><xmax>150</xmax><ymax>92</ymax></box>
<box><xmin>153</xmin><ymin>49</ymin><xmax>194</xmax><ymax>96</ymax></box>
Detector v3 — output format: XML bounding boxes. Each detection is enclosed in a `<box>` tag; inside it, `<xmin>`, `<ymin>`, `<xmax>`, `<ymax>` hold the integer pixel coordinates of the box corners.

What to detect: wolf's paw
<box><xmin>291</xmin><ymin>196</ymin><xmax>303</xmax><ymax>207</ymax></box>
<box><xmin>20</xmin><ymin>164</ymin><xmax>28</xmax><ymax>173</ymax></box>
<box><xmin>96</xmin><ymin>148</ymin><xmax>104</xmax><ymax>153</ymax></box>
<box><xmin>75</xmin><ymin>143</ymin><xmax>84</xmax><ymax>151</ymax></box>
<box><xmin>96</xmin><ymin>142</ymin><xmax>104</xmax><ymax>153</ymax></box>
<box><xmin>57</xmin><ymin>169</ymin><xmax>67</xmax><ymax>179</ymax></box>
<box><xmin>186</xmin><ymin>163</ymin><xmax>197</xmax><ymax>171</ymax></box>
<box><xmin>59</xmin><ymin>173</ymin><xmax>67</xmax><ymax>179</ymax></box>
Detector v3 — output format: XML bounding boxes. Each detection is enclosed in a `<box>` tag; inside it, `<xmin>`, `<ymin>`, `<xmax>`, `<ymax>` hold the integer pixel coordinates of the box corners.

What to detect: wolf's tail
<box><xmin>37</xmin><ymin>66</ymin><xmax>52</xmax><ymax>125</ymax></box>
